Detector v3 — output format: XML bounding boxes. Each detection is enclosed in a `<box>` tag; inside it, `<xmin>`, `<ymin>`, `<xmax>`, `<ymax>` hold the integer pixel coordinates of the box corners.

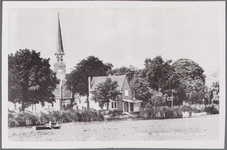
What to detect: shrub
<box><xmin>138</xmin><ymin>108</ymin><xmax>150</xmax><ymax>118</ymax></box>
<box><xmin>205</xmin><ymin>104</ymin><xmax>219</xmax><ymax>114</ymax></box>
<box><xmin>60</xmin><ymin>110</ymin><xmax>73</xmax><ymax>123</ymax></box>
<box><xmin>172</xmin><ymin>107</ymin><xmax>183</xmax><ymax>118</ymax></box>
<box><xmin>52</xmin><ymin>110</ymin><xmax>62</xmax><ymax>122</ymax></box>
<box><xmin>139</xmin><ymin>106</ymin><xmax>183</xmax><ymax>119</ymax></box>
<box><xmin>8</xmin><ymin>109</ymin><xmax>105</xmax><ymax>127</ymax></box>
<box><xmin>161</xmin><ymin>106</ymin><xmax>171</xmax><ymax>118</ymax></box>
<box><xmin>108</xmin><ymin>109</ymin><xmax>123</xmax><ymax>119</ymax></box>
<box><xmin>38</xmin><ymin>111</ymin><xmax>51</xmax><ymax>124</ymax></box>
<box><xmin>8</xmin><ymin>118</ymin><xmax>18</xmax><ymax>127</ymax></box>
<box><xmin>180</xmin><ymin>105</ymin><xmax>192</xmax><ymax>112</ymax></box>
<box><xmin>191</xmin><ymin>104</ymin><xmax>205</xmax><ymax>113</ymax></box>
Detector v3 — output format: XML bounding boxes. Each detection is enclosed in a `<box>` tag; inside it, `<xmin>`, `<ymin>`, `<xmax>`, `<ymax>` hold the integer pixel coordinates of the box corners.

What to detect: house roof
<box><xmin>90</xmin><ymin>75</ymin><xmax>126</xmax><ymax>92</ymax></box>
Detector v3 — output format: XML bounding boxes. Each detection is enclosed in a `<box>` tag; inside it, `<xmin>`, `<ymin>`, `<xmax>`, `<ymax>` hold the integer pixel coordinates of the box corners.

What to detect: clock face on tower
<box><xmin>57</xmin><ymin>68</ymin><xmax>64</xmax><ymax>80</ymax></box>
<box><xmin>57</xmin><ymin>68</ymin><xmax>63</xmax><ymax>73</ymax></box>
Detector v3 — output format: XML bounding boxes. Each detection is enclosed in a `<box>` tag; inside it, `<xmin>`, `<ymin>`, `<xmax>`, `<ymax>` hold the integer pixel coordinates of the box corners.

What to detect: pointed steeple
<box><xmin>55</xmin><ymin>13</ymin><xmax>65</xmax><ymax>62</ymax></box>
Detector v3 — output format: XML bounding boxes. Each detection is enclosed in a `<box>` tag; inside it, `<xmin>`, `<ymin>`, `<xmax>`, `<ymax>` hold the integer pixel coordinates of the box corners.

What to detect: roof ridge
<box><xmin>90</xmin><ymin>75</ymin><xmax>127</xmax><ymax>92</ymax></box>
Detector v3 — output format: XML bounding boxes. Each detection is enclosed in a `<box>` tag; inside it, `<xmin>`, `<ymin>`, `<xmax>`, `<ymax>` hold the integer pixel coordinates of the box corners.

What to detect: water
<box><xmin>8</xmin><ymin>115</ymin><xmax>219</xmax><ymax>141</ymax></box>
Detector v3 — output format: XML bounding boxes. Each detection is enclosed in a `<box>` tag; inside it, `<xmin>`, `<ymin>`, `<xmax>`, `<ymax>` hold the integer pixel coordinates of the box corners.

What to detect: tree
<box><xmin>8</xmin><ymin>49</ymin><xmax>59</xmax><ymax>111</ymax></box>
<box><xmin>108</xmin><ymin>65</ymin><xmax>139</xmax><ymax>82</ymax></box>
<box><xmin>66</xmin><ymin>56</ymin><xmax>112</xmax><ymax>108</ymax></box>
<box><xmin>172</xmin><ymin>59</ymin><xmax>206</xmax><ymax>104</ymax></box>
<box><xmin>130</xmin><ymin>77</ymin><xmax>152</xmax><ymax>106</ymax></box>
<box><xmin>144</xmin><ymin>90</ymin><xmax>166</xmax><ymax>108</ymax></box>
<box><xmin>92</xmin><ymin>78</ymin><xmax>119</xmax><ymax>110</ymax></box>
<box><xmin>144</xmin><ymin>56</ymin><xmax>174</xmax><ymax>91</ymax></box>
<box><xmin>209</xmin><ymin>81</ymin><xmax>219</xmax><ymax>104</ymax></box>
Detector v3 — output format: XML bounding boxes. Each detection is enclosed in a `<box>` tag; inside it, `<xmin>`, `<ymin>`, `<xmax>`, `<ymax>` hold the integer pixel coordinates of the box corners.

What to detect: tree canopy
<box><xmin>172</xmin><ymin>59</ymin><xmax>206</xmax><ymax>104</ymax></box>
<box><xmin>144</xmin><ymin>56</ymin><xmax>176</xmax><ymax>91</ymax></box>
<box><xmin>8</xmin><ymin>49</ymin><xmax>59</xmax><ymax>111</ymax></box>
<box><xmin>66</xmin><ymin>56</ymin><xmax>112</xmax><ymax>108</ymax></box>
<box><xmin>92</xmin><ymin>78</ymin><xmax>119</xmax><ymax>110</ymax></box>
<box><xmin>108</xmin><ymin>65</ymin><xmax>139</xmax><ymax>82</ymax></box>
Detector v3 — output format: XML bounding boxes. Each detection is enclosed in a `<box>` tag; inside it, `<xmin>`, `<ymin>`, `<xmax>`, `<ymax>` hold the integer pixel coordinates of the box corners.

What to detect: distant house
<box><xmin>88</xmin><ymin>75</ymin><xmax>142</xmax><ymax>112</ymax></box>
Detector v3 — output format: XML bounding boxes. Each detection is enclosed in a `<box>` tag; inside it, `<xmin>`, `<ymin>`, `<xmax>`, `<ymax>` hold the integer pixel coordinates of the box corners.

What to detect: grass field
<box><xmin>8</xmin><ymin>114</ymin><xmax>219</xmax><ymax>141</ymax></box>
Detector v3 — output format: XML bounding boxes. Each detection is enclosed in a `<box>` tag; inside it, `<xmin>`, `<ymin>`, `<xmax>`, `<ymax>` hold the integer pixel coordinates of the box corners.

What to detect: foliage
<box><xmin>130</xmin><ymin>77</ymin><xmax>152</xmax><ymax>104</ymax></box>
<box><xmin>205</xmin><ymin>104</ymin><xmax>219</xmax><ymax>114</ymax></box>
<box><xmin>172</xmin><ymin>59</ymin><xmax>206</xmax><ymax>104</ymax></box>
<box><xmin>108</xmin><ymin>109</ymin><xmax>123</xmax><ymax>118</ymax></box>
<box><xmin>8</xmin><ymin>111</ymin><xmax>40</xmax><ymax>127</ymax></box>
<box><xmin>108</xmin><ymin>65</ymin><xmax>139</xmax><ymax>82</ymax></box>
<box><xmin>8</xmin><ymin>109</ymin><xmax>104</xmax><ymax>127</ymax></box>
<box><xmin>144</xmin><ymin>56</ymin><xmax>178</xmax><ymax>91</ymax></box>
<box><xmin>180</xmin><ymin>105</ymin><xmax>193</xmax><ymax>113</ymax></box>
<box><xmin>138</xmin><ymin>104</ymin><xmax>208</xmax><ymax>119</ymax></box>
<box><xmin>208</xmin><ymin>81</ymin><xmax>219</xmax><ymax>104</ymax></box>
<box><xmin>139</xmin><ymin>106</ymin><xmax>183</xmax><ymax>119</ymax></box>
<box><xmin>145</xmin><ymin>90</ymin><xmax>166</xmax><ymax>108</ymax></box>
<box><xmin>8</xmin><ymin>49</ymin><xmax>59</xmax><ymax>111</ymax></box>
<box><xmin>190</xmin><ymin>104</ymin><xmax>205</xmax><ymax>113</ymax></box>
<box><xmin>66</xmin><ymin>56</ymin><xmax>112</xmax><ymax>108</ymax></box>
<box><xmin>92</xmin><ymin>78</ymin><xmax>119</xmax><ymax>110</ymax></box>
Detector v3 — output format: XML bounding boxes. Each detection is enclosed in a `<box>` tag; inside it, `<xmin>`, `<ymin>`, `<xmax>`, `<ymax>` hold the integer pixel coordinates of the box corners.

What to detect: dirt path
<box><xmin>8</xmin><ymin>114</ymin><xmax>219</xmax><ymax>141</ymax></box>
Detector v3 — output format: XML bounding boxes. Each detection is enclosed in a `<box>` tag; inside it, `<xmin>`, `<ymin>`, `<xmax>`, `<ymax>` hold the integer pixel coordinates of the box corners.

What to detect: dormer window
<box><xmin>125</xmin><ymin>90</ymin><xmax>128</xmax><ymax>96</ymax></box>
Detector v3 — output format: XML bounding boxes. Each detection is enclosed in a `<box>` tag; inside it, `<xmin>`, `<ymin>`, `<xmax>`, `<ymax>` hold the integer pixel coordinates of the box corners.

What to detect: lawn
<box><xmin>8</xmin><ymin>114</ymin><xmax>219</xmax><ymax>141</ymax></box>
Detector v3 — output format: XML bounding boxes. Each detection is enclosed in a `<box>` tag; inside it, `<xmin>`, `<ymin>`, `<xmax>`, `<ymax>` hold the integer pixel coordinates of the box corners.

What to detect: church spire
<box><xmin>55</xmin><ymin>12</ymin><xmax>65</xmax><ymax>62</ymax></box>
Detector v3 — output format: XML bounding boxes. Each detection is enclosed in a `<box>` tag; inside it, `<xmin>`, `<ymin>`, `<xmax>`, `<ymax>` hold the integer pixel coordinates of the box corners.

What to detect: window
<box><xmin>111</xmin><ymin>101</ymin><xmax>117</xmax><ymax>109</ymax></box>
<box><xmin>125</xmin><ymin>90</ymin><xmax>129</xmax><ymax>96</ymax></box>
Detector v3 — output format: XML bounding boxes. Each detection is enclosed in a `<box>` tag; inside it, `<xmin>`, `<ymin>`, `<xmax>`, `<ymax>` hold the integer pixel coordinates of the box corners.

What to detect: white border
<box><xmin>2</xmin><ymin>1</ymin><xmax>225</xmax><ymax>149</ymax></box>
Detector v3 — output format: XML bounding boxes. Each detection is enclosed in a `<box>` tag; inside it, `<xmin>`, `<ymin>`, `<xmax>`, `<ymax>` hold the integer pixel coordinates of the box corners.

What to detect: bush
<box><xmin>191</xmin><ymin>104</ymin><xmax>205</xmax><ymax>113</ymax></box>
<box><xmin>139</xmin><ymin>106</ymin><xmax>183</xmax><ymax>119</ymax></box>
<box><xmin>205</xmin><ymin>104</ymin><xmax>219</xmax><ymax>114</ymax></box>
<box><xmin>8</xmin><ymin>112</ymin><xmax>18</xmax><ymax>127</ymax></box>
<box><xmin>8</xmin><ymin>109</ymin><xmax>105</xmax><ymax>127</ymax></box>
<box><xmin>138</xmin><ymin>108</ymin><xmax>150</xmax><ymax>118</ymax></box>
<box><xmin>108</xmin><ymin>109</ymin><xmax>123</xmax><ymax>119</ymax></box>
<box><xmin>8</xmin><ymin>118</ymin><xmax>18</xmax><ymax>127</ymax></box>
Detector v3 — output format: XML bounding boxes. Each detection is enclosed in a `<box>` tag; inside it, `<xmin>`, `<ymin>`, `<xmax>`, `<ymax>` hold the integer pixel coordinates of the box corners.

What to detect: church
<box><xmin>52</xmin><ymin>13</ymin><xmax>74</xmax><ymax>110</ymax></box>
<box><xmin>26</xmin><ymin>13</ymin><xmax>76</xmax><ymax>111</ymax></box>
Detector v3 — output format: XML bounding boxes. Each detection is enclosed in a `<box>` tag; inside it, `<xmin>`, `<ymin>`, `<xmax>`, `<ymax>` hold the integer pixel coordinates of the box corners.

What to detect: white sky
<box><xmin>6</xmin><ymin>2</ymin><xmax>224</xmax><ymax>78</ymax></box>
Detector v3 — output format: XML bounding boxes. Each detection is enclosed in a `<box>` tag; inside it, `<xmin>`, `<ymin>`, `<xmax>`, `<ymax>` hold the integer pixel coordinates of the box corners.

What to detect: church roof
<box><xmin>90</xmin><ymin>75</ymin><xmax>126</xmax><ymax>92</ymax></box>
<box><xmin>56</xmin><ymin>13</ymin><xmax>64</xmax><ymax>54</ymax></box>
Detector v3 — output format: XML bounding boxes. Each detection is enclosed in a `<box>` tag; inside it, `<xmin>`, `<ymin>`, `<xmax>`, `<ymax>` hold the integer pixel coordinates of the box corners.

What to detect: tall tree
<box><xmin>108</xmin><ymin>65</ymin><xmax>139</xmax><ymax>82</ymax></box>
<box><xmin>172</xmin><ymin>59</ymin><xmax>206</xmax><ymax>104</ymax></box>
<box><xmin>144</xmin><ymin>56</ymin><xmax>176</xmax><ymax>91</ymax></box>
<box><xmin>8</xmin><ymin>49</ymin><xmax>59</xmax><ymax>111</ymax></box>
<box><xmin>66</xmin><ymin>56</ymin><xmax>112</xmax><ymax>108</ymax></box>
<box><xmin>130</xmin><ymin>77</ymin><xmax>152</xmax><ymax>106</ymax></box>
<box><xmin>92</xmin><ymin>78</ymin><xmax>119</xmax><ymax>110</ymax></box>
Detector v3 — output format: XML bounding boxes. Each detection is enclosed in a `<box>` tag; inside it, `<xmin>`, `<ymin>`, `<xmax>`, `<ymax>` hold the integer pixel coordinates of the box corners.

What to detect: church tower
<box><xmin>53</xmin><ymin>13</ymin><xmax>66</xmax><ymax>110</ymax></box>
<box><xmin>54</xmin><ymin>13</ymin><xmax>66</xmax><ymax>79</ymax></box>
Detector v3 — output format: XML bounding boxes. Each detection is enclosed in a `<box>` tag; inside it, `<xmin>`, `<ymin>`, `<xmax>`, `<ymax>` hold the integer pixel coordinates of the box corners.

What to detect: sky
<box><xmin>6</xmin><ymin>2</ymin><xmax>224</xmax><ymax>83</ymax></box>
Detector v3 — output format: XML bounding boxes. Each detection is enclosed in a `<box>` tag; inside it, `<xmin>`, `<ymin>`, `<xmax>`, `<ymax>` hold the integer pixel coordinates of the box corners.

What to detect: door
<box><xmin>124</xmin><ymin>102</ymin><xmax>128</xmax><ymax>112</ymax></box>
<box><xmin>130</xmin><ymin>103</ymin><xmax>134</xmax><ymax>112</ymax></box>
